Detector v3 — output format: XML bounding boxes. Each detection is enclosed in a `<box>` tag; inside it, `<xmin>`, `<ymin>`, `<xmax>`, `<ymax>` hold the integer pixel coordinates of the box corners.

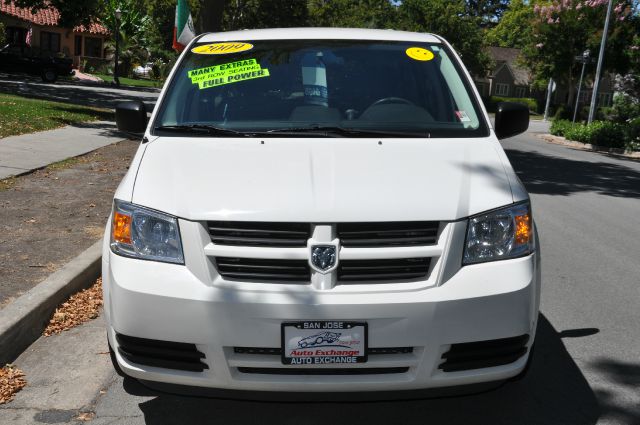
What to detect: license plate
<box><xmin>281</xmin><ymin>321</ymin><xmax>367</xmax><ymax>365</ymax></box>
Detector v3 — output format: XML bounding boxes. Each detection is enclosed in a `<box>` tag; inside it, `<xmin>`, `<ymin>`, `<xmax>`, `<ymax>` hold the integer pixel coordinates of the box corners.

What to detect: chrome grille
<box><xmin>208</xmin><ymin>221</ymin><xmax>311</xmax><ymax>247</ymax></box>
<box><xmin>337</xmin><ymin>222</ymin><xmax>439</xmax><ymax>247</ymax></box>
<box><xmin>338</xmin><ymin>258</ymin><xmax>430</xmax><ymax>282</ymax></box>
<box><xmin>215</xmin><ymin>257</ymin><xmax>311</xmax><ymax>283</ymax></box>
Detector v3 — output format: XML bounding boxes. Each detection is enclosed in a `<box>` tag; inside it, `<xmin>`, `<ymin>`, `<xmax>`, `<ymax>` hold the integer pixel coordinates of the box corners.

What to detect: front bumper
<box><xmin>103</xmin><ymin>225</ymin><xmax>540</xmax><ymax>392</ymax></box>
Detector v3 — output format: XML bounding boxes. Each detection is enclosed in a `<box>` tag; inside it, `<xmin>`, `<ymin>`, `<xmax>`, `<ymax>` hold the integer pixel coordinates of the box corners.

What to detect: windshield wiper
<box><xmin>265</xmin><ymin>126</ymin><xmax>430</xmax><ymax>138</ymax></box>
<box><xmin>154</xmin><ymin>124</ymin><xmax>251</xmax><ymax>137</ymax></box>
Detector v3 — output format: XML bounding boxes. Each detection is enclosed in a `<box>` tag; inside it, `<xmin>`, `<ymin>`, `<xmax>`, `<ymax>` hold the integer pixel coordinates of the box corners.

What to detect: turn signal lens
<box><xmin>515</xmin><ymin>213</ymin><xmax>531</xmax><ymax>245</ymax></box>
<box><xmin>112</xmin><ymin>211</ymin><xmax>132</xmax><ymax>244</ymax></box>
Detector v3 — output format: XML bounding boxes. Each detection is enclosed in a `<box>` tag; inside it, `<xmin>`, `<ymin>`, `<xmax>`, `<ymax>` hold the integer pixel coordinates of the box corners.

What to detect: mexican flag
<box><xmin>172</xmin><ymin>0</ymin><xmax>196</xmax><ymax>52</ymax></box>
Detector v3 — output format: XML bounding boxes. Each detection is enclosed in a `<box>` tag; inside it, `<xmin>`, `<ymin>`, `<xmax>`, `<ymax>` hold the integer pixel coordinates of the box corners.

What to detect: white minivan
<box><xmin>105</xmin><ymin>28</ymin><xmax>540</xmax><ymax>394</ymax></box>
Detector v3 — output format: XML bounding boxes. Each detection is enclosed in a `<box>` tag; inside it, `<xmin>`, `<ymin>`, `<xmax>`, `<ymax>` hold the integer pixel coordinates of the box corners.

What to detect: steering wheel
<box><xmin>368</xmin><ymin>97</ymin><xmax>415</xmax><ymax>108</ymax></box>
<box><xmin>360</xmin><ymin>97</ymin><xmax>415</xmax><ymax>118</ymax></box>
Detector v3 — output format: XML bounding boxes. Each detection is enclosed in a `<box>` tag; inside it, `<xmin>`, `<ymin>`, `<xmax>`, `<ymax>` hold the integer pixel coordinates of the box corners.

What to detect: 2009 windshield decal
<box><xmin>187</xmin><ymin>59</ymin><xmax>269</xmax><ymax>89</ymax></box>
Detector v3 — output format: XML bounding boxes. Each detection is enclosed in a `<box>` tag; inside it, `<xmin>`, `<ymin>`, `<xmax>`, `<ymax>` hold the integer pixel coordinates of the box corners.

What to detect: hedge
<box><xmin>487</xmin><ymin>96</ymin><xmax>538</xmax><ymax>112</ymax></box>
<box><xmin>550</xmin><ymin>119</ymin><xmax>639</xmax><ymax>151</ymax></box>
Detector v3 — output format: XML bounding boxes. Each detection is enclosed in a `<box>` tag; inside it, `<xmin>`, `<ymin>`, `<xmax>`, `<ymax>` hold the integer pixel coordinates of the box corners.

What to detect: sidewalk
<box><xmin>0</xmin><ymin>122</ymin><xmax>128</xmax><ymax>179</ymax></box>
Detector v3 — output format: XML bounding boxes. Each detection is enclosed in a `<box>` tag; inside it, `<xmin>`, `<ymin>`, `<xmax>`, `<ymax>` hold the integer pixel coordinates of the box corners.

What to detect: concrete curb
<box><xmin>538</xmin><ymin>134</ymin><xmax>640</xmax><ymax>159</ymax></box>
<box><xmin>0</xmin><ymin>240</ymin><xmax>102</xmax><ymax>365</ymax></box>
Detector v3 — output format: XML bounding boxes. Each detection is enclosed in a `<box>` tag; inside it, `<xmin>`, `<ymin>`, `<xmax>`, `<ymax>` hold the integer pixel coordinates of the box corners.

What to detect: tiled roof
<box><xmin>487</xmin><ymin>46</ymin><xmax>531</xmax><ymax>86</ymax></box>
<box><xmin>0</xmin><ymin>1</ymin><xmax>109</xmax><ymax>35</ymax></box>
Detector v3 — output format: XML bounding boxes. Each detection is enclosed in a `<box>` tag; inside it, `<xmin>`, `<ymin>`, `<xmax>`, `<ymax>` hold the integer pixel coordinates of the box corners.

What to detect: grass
<box><xmin>46</xmin><ymin>157</ymin><xmax>81</xmax><ymax>171</ymax></box>
<box><xmin>0</xmin><ymin>176</ymin><xmax>16</xmax><ymax>192</ymax></box>
<box><xmin>0</xmin><ymin>93</ymin><xmax>113</xmax><ymax>138</ymax></box>
<box><xmin>92</xmin><ymin>73</ymin><xmax>159</xmax><ymax>88</ymax></box>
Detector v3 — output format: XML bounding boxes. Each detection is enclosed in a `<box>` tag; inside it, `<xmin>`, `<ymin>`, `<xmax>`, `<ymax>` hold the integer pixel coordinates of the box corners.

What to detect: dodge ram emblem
<box><xmin>311</xmin><ymin>245</ymin><xmax>337</xmax><ymax>273</ymax></box>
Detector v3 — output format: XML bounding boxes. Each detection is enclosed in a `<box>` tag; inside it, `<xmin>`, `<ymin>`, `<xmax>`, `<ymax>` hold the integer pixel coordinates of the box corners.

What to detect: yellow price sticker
<box><xmin>406</xmin><ymin>47</ymin><xmax>435</xmax><ymax>62</ymax></box>
<box><xmin>191</xmin><ymin>42</ymin><xmax>254</xmax><ymax>55</ymax></box>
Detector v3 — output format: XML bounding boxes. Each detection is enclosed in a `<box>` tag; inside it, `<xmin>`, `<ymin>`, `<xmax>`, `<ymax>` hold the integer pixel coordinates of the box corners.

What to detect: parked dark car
<box><xmin>0</xmin><ymin>44</ymin><xmax>73</xmax><ymax>82</ymax></box>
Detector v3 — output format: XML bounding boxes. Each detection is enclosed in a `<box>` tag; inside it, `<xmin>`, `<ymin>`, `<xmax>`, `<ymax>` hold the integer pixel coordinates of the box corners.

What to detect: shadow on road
<box><xmin>504</xmin><ymin>148</ymin><xmax>640</xmax><ymax>198</ymax></box>
<box><xmin>119</xmin><ymin>315</ymin><xmax>612</xmax><ymax>425</ymax></box>
<box><xmin>0</xmin><ymin>78</ymin><xmax>157</xmax><ymax>111</ymax></box>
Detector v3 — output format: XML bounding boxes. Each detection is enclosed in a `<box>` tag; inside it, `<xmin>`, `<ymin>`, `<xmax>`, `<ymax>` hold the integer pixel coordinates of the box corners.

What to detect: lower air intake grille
<box><xmin>237</xmin><ymin>367</ymin><xmax>409</xmax><ymax>375</ymax></box>
<box><xmin>116</xmin><ymin>333</ymin><xmax>208</xmax><ymax>372</ymax></box>
<box><xmin>338</xmin><ymin>258</ymin><xmax>430</xmax><ymax>282</ymax></box>
<box><xmin>215</xmin><ymin>257</ymin><xmax>311</xmax><ymax>282</ymax></box>
<box><xmin>337</xmin><ymin>221</ymin><xmax>439</xmax><ymax>247</ymax></box>
<box><xmin>208</xmin><ymin>221</ymin><xmax>311</xmax><ymax>247</ymax></box>
<box><xmin>439</xmin><ymin>334</ymin><xmax>530</xmax><ymax>372</ymax></box>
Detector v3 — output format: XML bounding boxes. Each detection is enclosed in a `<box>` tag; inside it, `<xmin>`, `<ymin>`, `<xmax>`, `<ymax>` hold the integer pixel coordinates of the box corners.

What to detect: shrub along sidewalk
<box><xmin>550</xmin><ymin>119</ymin><xmax>640</xmax><ymax>153</ymax></box>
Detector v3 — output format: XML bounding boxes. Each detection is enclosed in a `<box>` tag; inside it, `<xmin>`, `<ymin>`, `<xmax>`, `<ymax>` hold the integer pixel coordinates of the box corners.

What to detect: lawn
<box><xmin>92</xmin><ymin>73</ymin><xmax>159</xmax><ymax>88</ymax></box>
<box><xmin>0</xmin><ymin>93</ymin><xmax>113</xmax><ymax>138</ymax></box>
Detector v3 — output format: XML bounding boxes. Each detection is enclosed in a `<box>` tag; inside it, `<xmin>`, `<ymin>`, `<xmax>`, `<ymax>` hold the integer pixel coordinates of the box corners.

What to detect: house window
<box><xmin>514</xmin><ymin>86</ymin><xmax>526</xmax><ymax>98</ymax></box>
<box><xmin>84</xmin><ymin>37</ymin><xmax>102</xmax><ymax>58</ymax></box>
<box><xmin>40</xmin><ymin>31</ymin><xmax>61</xmax><ymax>53</ymax></box>
<box><xmin>6</xmin><ymin>26</ymin><xmax>27</xmax><ymax>45</ymax></box>
<box><xmin>495</xmin><ymin>83</ymin><xmax>509</xmax><ymax>96</ymax></box>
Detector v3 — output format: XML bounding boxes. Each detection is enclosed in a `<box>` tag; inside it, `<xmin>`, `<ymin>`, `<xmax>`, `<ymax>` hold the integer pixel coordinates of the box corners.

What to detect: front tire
<box><xmin>41</xmin><ymin>68</ymin><xmax>57</xmax><ymax>83</ymax></box>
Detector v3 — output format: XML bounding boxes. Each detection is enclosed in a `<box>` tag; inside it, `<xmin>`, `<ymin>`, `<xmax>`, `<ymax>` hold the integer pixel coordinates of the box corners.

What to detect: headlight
<box><xmin>110</xmin><ymin>200</ymin><xmax>184</xmax><ymax>264</ymax></box>
<box><xmin>463</xmin><ymin>202</ymin><xmax>533</xmax><ymax>265</ymax></box>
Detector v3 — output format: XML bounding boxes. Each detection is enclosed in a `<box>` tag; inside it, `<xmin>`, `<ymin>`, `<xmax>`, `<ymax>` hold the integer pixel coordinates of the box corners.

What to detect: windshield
<box><xmin>153</xmin><ymin>39</ymin><xmax>488</xmax><ymax>138</ymax></box>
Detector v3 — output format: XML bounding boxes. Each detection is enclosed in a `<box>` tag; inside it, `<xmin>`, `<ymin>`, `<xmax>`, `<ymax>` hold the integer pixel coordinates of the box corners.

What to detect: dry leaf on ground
<box><xmin>43</xmin><ymin>278</ymin><xmax>103</xmax><ymax>336</ymax></box>
<box><xmin>0</xmin><ymin>365</ymin><xmax>27</xmax><ymax>404</ymax></box>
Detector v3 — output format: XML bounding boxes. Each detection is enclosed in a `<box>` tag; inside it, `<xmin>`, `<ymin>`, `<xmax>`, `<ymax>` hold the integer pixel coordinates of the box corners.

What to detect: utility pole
<box><xmin>587</xmin><ymin>0</ymin><xmax>614</xmax><ymax>124</ymax></box>
<box><xmin>573</xmin><ymin>50</ymin><xmax>590</xmax><ymax>123</ymax></box>
<box><xmin>543</xmin><ymin>78</ymin><xmax>555</xmax><ymax>122</ymax></box>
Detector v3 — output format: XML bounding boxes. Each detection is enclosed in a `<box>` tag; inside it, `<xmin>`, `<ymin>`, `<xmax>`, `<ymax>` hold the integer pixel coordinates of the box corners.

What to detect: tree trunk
<box><xmin>196</xmin><ymin>0</ymin><xmax>226</xmax><ymax>34</ymax></box>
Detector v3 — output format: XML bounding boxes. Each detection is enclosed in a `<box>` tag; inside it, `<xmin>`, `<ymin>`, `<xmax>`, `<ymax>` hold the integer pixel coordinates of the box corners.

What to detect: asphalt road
<box><xmin>0</xmin><ymin>73</ymin><xmax>159</xmax><ymax>111</ymax></box>
<box><xmin>2</xmin><ymin>125</ymin><xmax>639</xmax><ymax>425</ymax></box>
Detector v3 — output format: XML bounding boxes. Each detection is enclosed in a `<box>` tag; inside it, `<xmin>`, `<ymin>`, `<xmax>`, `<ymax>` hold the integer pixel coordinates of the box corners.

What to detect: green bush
<box><xmin>625</xmin><ymin>117</ymin><xmax>640</xmax><ymax>151</ymax></box>
<box><xmin>488</xmin><ymin>96</ymin><xmax>538</xmax><ymax>112</ymax></box>
<box><xmin>0</xmin><ymin>23</ymin><xmax>5</xmax><ymax>47</ymax></box>
<box><xmin>553</xmin><ymin>105</ymin><xmax>572</xmax><ymax>120</ymax></box>
<box><xmin>552</xmin><ymin>120</ymin><xmax>628</xmax><ymax>149</ymax></box>
<box><xmin>550</xmin><ymin>119</ymin><xmax>573</xmax><ymax>137</ymax></box>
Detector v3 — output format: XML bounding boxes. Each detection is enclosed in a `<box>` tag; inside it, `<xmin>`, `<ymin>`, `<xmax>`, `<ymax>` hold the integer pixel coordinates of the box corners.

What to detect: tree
<box><xmin>224</xmin><ymin>0</ymin><xmax>308</xmax><ymax>30</ymax></box>
<box><xmin>522</xmin><ymin>0</ymin><xmax>638</xmax><ymax>106</ymax></box>
<box><xmin>196</xmin><ymin>0</ymin><xmax>224</xmax><ymax>33</ymax></box>
<box><xmin>484</xmin><ymin>0</ymin><xmax>534</xmax><ymax>48</ymax></box>
<box><xmin>0</xmin><ymin>22</ymin><xmax>5</xmax><ymax>47</ymax></box>
<box><xmin>397</xmin><ymin>0</ymin><xmax>491</xmax><ymax>76</ymax></box>
<box><xmin>307</xmin><ymin>0</ymin><xmax>399</xmax><ymax>28</ymax></box>
<box><xmin>465</xmin><ymin>0</ymin><xmax>511</xmax><ymax>27</ymax></box>
<box><xmin>10</xmin><ymin>0</ymin><xmax>102</xmax><ymax>27</ymax></box>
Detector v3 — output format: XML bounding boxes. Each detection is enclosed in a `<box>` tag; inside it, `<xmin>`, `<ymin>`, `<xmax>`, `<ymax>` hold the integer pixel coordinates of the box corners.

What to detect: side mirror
<box><xmin>494</xmin><ymin>102</ymin><xmax>529</xmax><ymax>140</ymax></box>
<box><xmin>115</xmin><ymin>101</ymin><xmax>147</xmax><ymax>134</ymax></box>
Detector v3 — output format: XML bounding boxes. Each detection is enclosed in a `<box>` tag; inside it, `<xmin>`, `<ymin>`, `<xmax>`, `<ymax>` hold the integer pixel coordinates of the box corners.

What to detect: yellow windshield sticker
<box><xmin>406</xmin><ymin>47</ymin><xmax>435</xmax><ymax>61</ymax></box>
<box><xmin>187</xmin><ymin>58</ymin><xmax>270</xmax><ymax>89</ymax></box>
<box><xmin>191</xmin><ymin>42</ymin><xmax>254</xmax><ymax>55</ymax></box>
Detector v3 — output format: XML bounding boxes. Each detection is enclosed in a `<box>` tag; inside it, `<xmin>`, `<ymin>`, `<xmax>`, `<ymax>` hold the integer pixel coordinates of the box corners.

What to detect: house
<box><xmin>0</xmin><ymin>1</ymin><xmax>109</xmax><ymax>68</ymax></box>
<box><xmin>474</xmin><ymin>47</ymin><xmax>531</xmax><ymax>99</ymax></box>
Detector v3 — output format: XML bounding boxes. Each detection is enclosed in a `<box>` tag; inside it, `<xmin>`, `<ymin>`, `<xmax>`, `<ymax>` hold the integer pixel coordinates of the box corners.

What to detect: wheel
<box><xmin>367</xmin><ymin>97</ymin><xmax>414</xmax><ymax>108</ymax></box>
<box><xmin>41</xmin><ymin>68</ymin><xmax>57</xmax><ymax>83</ymax></box>
<box><xmin>315</xmin><ymin>337</ymin><xmax>324</xmax><ymax>345</ymax></box>
<box><xmin>299</xmin><ymin>341</ymin><xmax>308</xmax><ymax>348</ymax></box>
<box><xmin>360</xmin><ymin>97</ymin><xmax>415</xmax><ymax>118</ymax></box>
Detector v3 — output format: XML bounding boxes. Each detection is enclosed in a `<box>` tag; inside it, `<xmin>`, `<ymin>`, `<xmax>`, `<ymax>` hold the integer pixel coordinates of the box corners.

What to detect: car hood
<box><xmin>131</xmin><ymin>137</ymin><xmax>515</xmax><ymax>222</ymax></box>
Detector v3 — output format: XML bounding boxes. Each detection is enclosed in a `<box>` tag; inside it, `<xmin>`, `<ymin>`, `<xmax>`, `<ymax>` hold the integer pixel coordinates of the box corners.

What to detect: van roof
<box><xmin>197</xmin><ymin>28</ymin><xmax>441</xmax><ymax>44</ymax></box>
